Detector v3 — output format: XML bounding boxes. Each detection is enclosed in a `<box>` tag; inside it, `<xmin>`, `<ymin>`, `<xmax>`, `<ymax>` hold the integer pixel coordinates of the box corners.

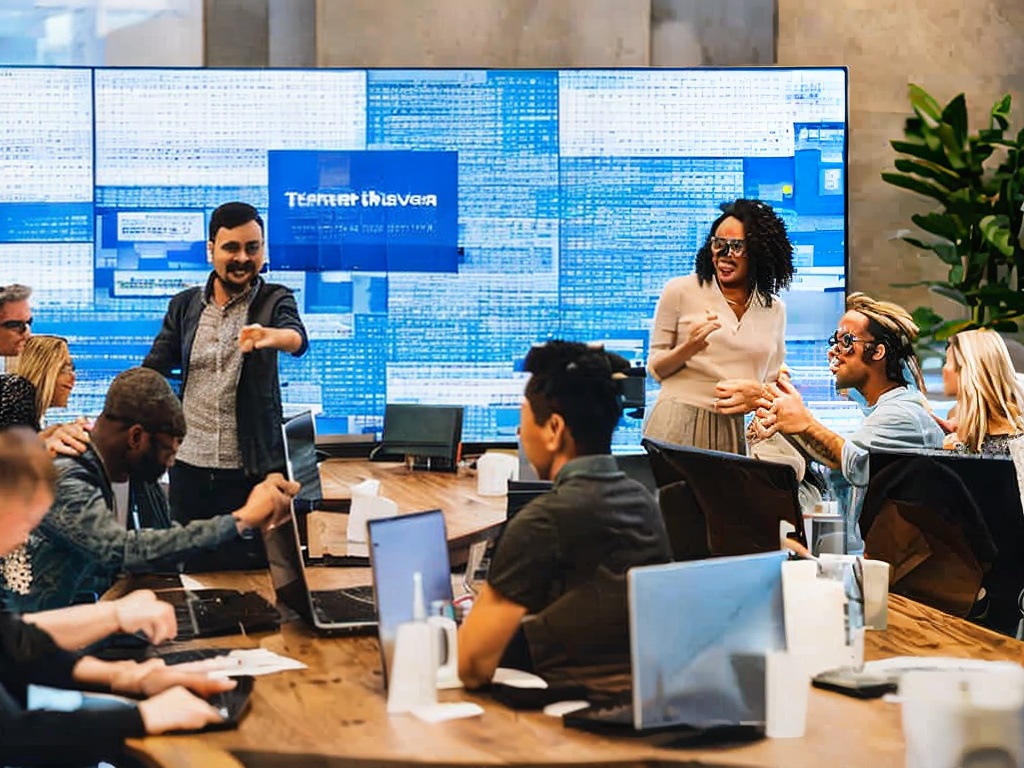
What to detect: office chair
<box><xmin>641</xmin><ymin>438</ymin><xmax>804</xmax><ymax>560</ymax></box>
<box><xmin>861</xmin><ymin>453</ymin><xmax>998</xmax><ymax>619</ymax></box>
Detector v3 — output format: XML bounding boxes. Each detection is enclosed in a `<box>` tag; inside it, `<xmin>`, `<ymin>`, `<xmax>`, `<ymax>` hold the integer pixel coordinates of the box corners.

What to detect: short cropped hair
<box><xmin>523</xmin><ymin>340</ymin><xmax>624</xmax><ymax>456</ymax></box>
<box><xmin>208</xmin><ymin>202</ymin><xmax>264</xmax><ymax>242</ymax></box>
<box><xmin>846</xmin><ymin>292</ymin><xmax>925</xmax><ymax>391</ymax></box>
<box><xmin>0</xmin><ymin>284</ymin><xmax>31</xmax><ymax>311</ymax></box>
<box><xmin>102</xmin><ymin>367</ymin><xmax>186</xmax><ymax>438</ymax></box>
<box><xmin>0</xmin><ymin>427</ymin><xmax>56</xmax><ymax>500</ymax></box>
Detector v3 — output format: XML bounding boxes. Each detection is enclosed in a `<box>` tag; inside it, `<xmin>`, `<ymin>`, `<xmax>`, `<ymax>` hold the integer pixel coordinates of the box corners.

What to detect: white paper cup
<box><xmin>901</xmin><ymin>666</ymin><xmax>1024</xmax><ymax>768</ymax></box>
<box><xmin>765</xmin><ymin>650</ymin><xmax>812</xmax><ymax>738</ymax></box>
<box><xmin>861</xmin><ymin>559</ymin><xmax>890</xmax><ymax>630</ymax></box>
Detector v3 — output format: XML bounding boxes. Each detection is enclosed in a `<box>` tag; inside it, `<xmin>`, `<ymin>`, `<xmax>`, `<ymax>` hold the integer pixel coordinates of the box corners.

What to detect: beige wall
<box><xmin>778</xmin><ymin>0</ymin><xmax>1024</xmax><ymax>314</ymax></box>
<box><xmin>316</xmin><ymin>0</ymin><xmax>650</xmax><ymax>68</ymax></box>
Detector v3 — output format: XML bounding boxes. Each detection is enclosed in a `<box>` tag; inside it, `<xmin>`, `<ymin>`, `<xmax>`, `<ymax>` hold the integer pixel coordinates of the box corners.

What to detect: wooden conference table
<box><xmin>122</xmin><ymin>460</ymin><xmax>1024</xmax><ymax>768</ymax></box>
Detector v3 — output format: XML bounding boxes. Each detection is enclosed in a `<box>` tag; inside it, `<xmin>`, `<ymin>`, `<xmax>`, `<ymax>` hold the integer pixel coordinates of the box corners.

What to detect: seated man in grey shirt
<box><xmin>754</xmin><ymin>292</ymin><xmax>944</xmax><ymax>552</ymax></box>
<box><xmin>458</xmin><ymin>341</ymin><xmax>671</xmax><ymax>691</ymax></box>
<box><xmin>2</xmin><ymin>367</ymin><xmax>299</xmax><ymax>613</ymax></box>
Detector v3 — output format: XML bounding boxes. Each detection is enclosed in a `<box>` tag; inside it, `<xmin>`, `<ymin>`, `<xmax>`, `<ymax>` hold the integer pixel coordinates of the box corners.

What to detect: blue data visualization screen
<box><xmin>1</xmin><ymin>66</ymin><xmax>857</xmax><ymax>446</ymax></box>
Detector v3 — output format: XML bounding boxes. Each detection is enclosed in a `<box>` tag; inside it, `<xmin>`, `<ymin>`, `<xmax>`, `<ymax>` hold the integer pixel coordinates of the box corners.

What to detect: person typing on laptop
<box><xmin>458</xmin><ymin>341</ymin><xmax>671</xmax><ymax>691</ymax></box>
<box><xmin>0</xmin><ymin>367</ymin><xmax>300</xmax><ymax>613</ymax></box>
<box><xmin>0</xmin><ymin>427</ymin><xmax>236</xmax><ymax>767</ymax></box>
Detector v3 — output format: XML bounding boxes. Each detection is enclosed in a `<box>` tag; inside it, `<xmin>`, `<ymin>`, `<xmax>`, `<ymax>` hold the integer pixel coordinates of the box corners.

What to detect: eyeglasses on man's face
<box><xmin>0</xmin><ymin>318</ymin><xmax>32</xmax><ymax>333</ymax></box>
<box><xmin>59</xmin><ymin>362</ymin><xmax>75</xmax><ymax>377</ymax></box>
<box><xmin>709</xmin><ymin>236</ymin><xmax>747</xmax><ymax>257</ymax></box>
<box><xmin>828</xmin><ymin>331</ymin><xmax>877</xmax><ymax>355</ymax></box>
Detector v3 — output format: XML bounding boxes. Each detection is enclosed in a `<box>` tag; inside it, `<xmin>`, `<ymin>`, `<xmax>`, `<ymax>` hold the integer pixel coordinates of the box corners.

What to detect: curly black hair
<box><xmin>694</xmin><ymin>199</ymin><xmax>795</xmax><ymax>306</ymax></box>
<box><xmin>523</xmin><ymin>340</ymin><xmax>625</xmax><ymax>455</ymax></box>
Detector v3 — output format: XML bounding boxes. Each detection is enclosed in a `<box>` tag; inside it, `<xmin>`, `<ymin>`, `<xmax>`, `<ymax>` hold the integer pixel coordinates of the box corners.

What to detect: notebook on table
<box><xmin>563</xmin><ymin>550</ymin><xmax>786</xmax><ymax>736</ymax></box>
<box><xmin>262</xmin><ymin>503</ymin><xmax>377</xmax><ymax>635</ymax></box>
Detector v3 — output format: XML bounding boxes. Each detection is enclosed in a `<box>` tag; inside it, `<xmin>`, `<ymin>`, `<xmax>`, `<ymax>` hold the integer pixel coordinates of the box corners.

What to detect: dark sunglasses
<box><xmin>828</xmin><ymin>331</ymin><xmax>877</xmax><ymax>354</ymax></box>
<box><xmin>0</xmin><ymin>318</ymin><xmax>32</xmax><ymax>333</ymax></box>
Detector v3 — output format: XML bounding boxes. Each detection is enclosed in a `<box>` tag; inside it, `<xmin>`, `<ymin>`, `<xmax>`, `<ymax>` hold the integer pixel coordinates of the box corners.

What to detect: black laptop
<box><xmin>154</xmin><ymin>588</ymin><xmax>280</xmax><ymax>641</ymax></box>
<box><xmin>262</xmin><ymin>503</ymin><xmax>377</xmax><ymax>634</ymax></box>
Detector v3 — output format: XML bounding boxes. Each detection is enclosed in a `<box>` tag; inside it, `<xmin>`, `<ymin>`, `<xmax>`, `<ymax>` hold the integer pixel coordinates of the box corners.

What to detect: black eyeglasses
<box><xmin>709</xmin><ymin>236</ymin><xmax>747</xmax><ymax>257</ymax></box>
<box><xmin>0</xmin><ymin>318</ymin><xmax>32</xmax><ymax>333</ymax></box>
<box><xmin>828</xmin><ymin>331</ymin><xmax>877</xmax><ymax>354</ymax></box>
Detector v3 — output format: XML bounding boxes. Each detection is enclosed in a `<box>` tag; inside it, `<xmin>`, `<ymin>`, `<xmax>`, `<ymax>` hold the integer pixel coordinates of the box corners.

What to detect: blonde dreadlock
<box><xmin>846</xmin><ymin>292</ymin><xmax>926</xmax><ymax>393</ymax></box>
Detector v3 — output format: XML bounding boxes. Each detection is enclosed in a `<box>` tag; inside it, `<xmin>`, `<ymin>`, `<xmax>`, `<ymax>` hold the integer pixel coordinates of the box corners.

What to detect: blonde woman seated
<box><xmin>0</xmin><ymin>334</ymin><xmax>89</xmax><ymax>456</ymax></box>
<box><xmin>941</xmin><ymin>329</ymin><xmax>1024</xmax><ymax>456</ymax></box>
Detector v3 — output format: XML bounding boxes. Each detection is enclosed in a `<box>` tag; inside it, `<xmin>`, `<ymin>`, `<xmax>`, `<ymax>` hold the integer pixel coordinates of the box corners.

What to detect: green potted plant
<box><xmin>882</xmin><ymin>84</ymin><xmax>1024</xmax><ymax>350</ymax></box>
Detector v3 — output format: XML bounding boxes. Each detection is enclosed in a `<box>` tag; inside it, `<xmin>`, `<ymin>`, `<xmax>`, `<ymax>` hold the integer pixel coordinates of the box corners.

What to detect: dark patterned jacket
<box><xmin>2</xmin><ymin>446</ymin><xmax>237</xmax><ymax>613</ymax></box>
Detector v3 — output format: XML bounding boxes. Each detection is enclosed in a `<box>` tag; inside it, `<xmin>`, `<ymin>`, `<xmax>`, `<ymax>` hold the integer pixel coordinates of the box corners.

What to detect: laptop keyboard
<box><xmin>310</xmin><ymin>585</ymin><xmax>377</xmax><ymax>624</ymax></box>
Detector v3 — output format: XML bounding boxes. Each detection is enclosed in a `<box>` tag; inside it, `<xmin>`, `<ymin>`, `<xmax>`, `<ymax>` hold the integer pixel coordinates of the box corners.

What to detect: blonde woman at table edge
<box><xmin>644</xmin><ymin>199</ymin><xmax>795</xmax><ymax>454</ymax></box>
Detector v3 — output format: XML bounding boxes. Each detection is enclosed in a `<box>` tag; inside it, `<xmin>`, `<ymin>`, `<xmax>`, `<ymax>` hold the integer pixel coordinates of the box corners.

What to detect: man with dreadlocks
<box><xmin>754</xmin><ymin>292</ymin><xmax>943</xmax><ymax>552</ymax></box>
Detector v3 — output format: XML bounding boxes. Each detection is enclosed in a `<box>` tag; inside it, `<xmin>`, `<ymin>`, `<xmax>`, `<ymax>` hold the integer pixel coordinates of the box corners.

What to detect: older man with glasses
<box><xmin>753</xmin><ymin>292</ymin><xmax>944</xmax><ymax>552</ymax></box>
<box><xmin>0</xmin><ymin>284</ymin><xmax>33</xmax><ymax>356</ymax></box>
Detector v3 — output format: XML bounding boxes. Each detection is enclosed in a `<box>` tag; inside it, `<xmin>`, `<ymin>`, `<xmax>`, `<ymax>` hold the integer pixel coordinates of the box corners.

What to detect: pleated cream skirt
<box><xmin>642</xmin><ymin>397</ymin><xmax>746</xmax><ymax>455</ymax></box>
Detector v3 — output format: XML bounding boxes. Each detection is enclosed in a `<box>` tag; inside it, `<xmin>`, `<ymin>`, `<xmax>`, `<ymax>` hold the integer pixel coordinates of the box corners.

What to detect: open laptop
<box><xmin>282</xmin><ymin>411</ymin><xmax>348</xmax><ymax>512</ymax></box>
<box><xmin>283</xmin><ymin>410</ymin><xmax>370</xmax><ymax>566</ymax></box>
<box><xmin>565</xmin><ymin>550</ymin><xmax>786</xmax><ymax>734</ymax></box>
<box><xmin>367</xmin><ymin>509</ymin><xmax>454</xmax><ymax>687</ymax></box>
<box><xmin>262</xmin><ymin>504</ymin><xmax>377</xmax><ymax>635</ymax></box>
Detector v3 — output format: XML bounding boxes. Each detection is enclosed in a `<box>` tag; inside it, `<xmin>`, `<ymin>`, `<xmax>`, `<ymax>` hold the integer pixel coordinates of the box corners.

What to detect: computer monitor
<box><xmin>372</xmin><ymin>403</ymin><xmax>463</xmax><ymax>471</ymax></box>
<box><xmin>3</xmin><ymin>66</ymin><xmax>849</xmax><ymax>450</ymax></box>
<box><xmin>642</xmin><ymin>438</ymin><xmax>804</xmax><ymax>560</ymax></box>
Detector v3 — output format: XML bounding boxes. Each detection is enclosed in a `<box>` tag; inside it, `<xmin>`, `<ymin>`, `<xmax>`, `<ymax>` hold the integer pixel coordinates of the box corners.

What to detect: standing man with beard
<box><xmin>1</xmin><ymin>367</ymin><xmax>299</xmax><ymax>613</ymax></box>
<box><xmin>144</xmin><ymin>202</ymin><xmax>308</xmax><ymax>570</ymax></box>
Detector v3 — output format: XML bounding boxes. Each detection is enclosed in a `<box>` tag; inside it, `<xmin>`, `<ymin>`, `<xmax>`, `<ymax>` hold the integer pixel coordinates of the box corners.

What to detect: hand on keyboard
<box><xmin>112</xmin><ymin>589</ymin><xmax>177</xmax><ymax>645</ymax></box>
<box><xmin>138</xmin><ymin>686</ymin><xmax>228</xmax><ymax>735</ymax></box>
<box><xmin>111</xmin><ymin>657</ymin><xmax>238</xmax><ymax>698</ymax></box>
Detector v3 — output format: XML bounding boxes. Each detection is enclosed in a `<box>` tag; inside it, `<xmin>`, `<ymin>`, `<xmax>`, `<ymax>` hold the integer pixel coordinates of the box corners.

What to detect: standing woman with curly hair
<box><xmin>644</xmin><ymin>199</ymin><xmax>795</xmax><ymax>454</ymax></box>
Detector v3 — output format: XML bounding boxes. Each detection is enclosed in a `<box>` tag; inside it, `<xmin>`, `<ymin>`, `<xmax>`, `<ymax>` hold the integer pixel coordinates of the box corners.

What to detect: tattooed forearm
<box><xmin>787</xmin><ymin>421</ymin><xmax>844</xmax><ymax>468</ymax></box>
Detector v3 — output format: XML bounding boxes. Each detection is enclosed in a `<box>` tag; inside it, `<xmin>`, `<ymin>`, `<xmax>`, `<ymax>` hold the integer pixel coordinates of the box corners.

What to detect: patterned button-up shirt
<box><xmin>175</xmin><ymin>283</ymin><xmax>255</xmax><ymax>469</ymax></box>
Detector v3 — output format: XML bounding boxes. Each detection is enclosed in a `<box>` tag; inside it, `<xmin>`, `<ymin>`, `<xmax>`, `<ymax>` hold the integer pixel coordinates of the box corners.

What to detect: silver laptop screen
<box><xmin>628</xmin><ymin>550</ymin><xmax>786</xmax><ymax>730</ymax></box>
<box><xmin>368</xmin><ymin>509</ymin><xmax>453</xmax><ymax>686</ymax></box>
<box><xmin>263</xmin><ymin>512</ymin><xmax>312</xmax><ymax>621</ymax></box>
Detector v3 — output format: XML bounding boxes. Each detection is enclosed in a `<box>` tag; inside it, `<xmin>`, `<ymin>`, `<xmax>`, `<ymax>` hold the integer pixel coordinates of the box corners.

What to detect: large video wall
<box><xmin>0</xmin><ymin>66</ymin><xmax>855</xmax><ymax>444</ymax></box>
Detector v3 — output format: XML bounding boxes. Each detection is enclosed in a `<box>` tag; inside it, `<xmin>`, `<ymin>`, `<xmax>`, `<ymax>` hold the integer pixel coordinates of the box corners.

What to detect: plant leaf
<box><xmin>911</xmin><ymin>306</ymin><xmax>945</xmax><ymax>329</ymax></box>
<box><xmin>941</xmin><ymin>93</ymin><xmax>969</xmax><ymax>149</ymax></box>
<box><xmin>933</xmin><ymin>319</ymin><xmax>976</xmax><ymax>341</ymax></box>
<box><xmin>929</xmin><ymin>285</ymin><xmax>968</xmax><ymax>305</ymax></box>
<box><xmin>979</xmin><ymin>215</ymin><xmax>1015</xmax><ymax>257</ymax></box>
<box><xmin>890</xmin><ymin>139</ymin><xmax>948</xmax><ymax>165</ymax></box>
<box><xmin>881</xmin><ymin>172</ymin><xmax>950</xmax><ymax>203</ymax></box>
<box><xmin>909</xmin><ymin>84</ymin><xmax>943</xmax><ymax>124</ymax></box>
<box><xmin>991</xmin><ymin>94</ymin><xmax>1012</xmax><ymax>131</ymax></box>
<box><xmin>910</xmin><ymin>212</ymin><xmax>963</xmax><ymax>242</ymax></box>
